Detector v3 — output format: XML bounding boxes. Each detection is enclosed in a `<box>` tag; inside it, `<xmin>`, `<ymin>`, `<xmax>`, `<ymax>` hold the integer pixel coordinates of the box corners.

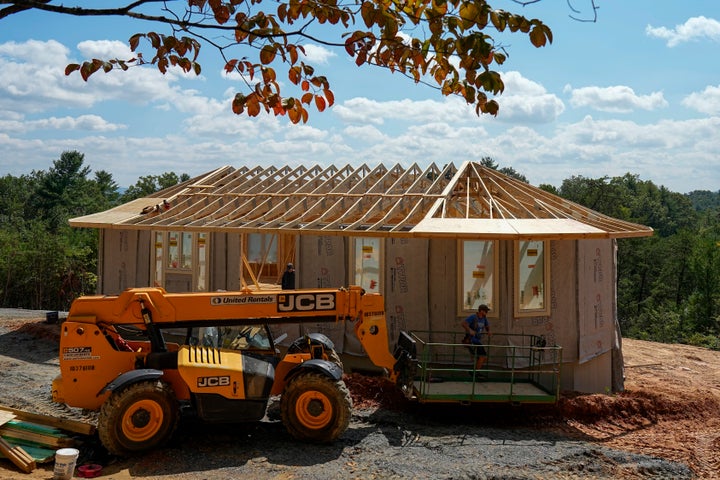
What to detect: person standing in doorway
<box><xmin>461</xmin><ymin>304</ymin><xmax>491</xmax><ymax>371</ymax></box>
<box><xmin>281</xmin><ymin>263</ymin><xmax>295</xmax><ymax>290</ymax></box>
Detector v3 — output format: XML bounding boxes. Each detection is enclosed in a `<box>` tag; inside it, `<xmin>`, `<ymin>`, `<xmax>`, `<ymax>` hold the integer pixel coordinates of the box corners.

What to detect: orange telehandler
<box><xmin>51</xmin><ymin>286</ymin><xmax>416</xmax><ymax>455</ymax></box>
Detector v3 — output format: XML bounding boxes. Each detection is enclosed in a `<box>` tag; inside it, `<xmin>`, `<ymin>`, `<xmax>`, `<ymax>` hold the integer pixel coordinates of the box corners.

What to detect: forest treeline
<box><xmin>1</xmin><ymin>151</ymin><xmax>718</xmax><ymax>348</ymax></box>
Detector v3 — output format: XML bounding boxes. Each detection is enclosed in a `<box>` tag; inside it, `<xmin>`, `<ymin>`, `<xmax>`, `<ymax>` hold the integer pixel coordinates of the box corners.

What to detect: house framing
<box><xmin>70</xmin><ymin>161</ymin><xmax>653</xmax><ymax>393</ymax></box>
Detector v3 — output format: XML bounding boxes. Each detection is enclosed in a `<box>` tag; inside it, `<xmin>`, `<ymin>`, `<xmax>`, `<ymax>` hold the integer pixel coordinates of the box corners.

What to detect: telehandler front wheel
<box><xmin>98</xmin><ymin>380</ymin><xmax>179</xmax><ymax>456</ymax></box>
<box><xmin>280</xmin><ymin>372</ymin><xmax>352</xmax><ymax>442</ymax></box>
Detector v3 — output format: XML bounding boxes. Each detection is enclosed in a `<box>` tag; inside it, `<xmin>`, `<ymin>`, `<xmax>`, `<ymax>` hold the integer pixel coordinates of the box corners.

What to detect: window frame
<box><xmin>350</xmin><ymin>237</ymin><xmax>384</xmax><ymax>294</ymax></box>
<box><xmin>458</xmin><ymin>239</ymin><xmax>499</xmax><ymax>316</ymax></box>
<box><xmin>152</xmin><ymin>231</ymin><xmax>210</xmax><ymax>291</ymax></box>
<box><xmin>513</xmin><ymin>239</ymin><xmax>551</xmax><ymax>317</ymax></box>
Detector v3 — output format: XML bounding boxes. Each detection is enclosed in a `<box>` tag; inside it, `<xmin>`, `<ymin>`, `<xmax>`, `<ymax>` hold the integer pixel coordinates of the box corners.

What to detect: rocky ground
<box><xmin>0</xmin><ymin>310</ymin><xmax>718</xmax><ymax>479</ymax></box>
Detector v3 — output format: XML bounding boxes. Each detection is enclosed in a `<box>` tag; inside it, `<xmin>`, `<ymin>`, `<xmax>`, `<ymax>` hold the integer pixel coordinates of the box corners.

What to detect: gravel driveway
<box><xmin>0</xmin><ymin>312</ymin><xmax>693</xmax><ymax>479</ymax></box>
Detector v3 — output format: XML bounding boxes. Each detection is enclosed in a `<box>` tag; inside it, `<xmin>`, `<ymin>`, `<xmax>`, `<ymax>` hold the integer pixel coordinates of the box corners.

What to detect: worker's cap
<box><xmin>477</xmin><ymin>304</ymin><xmax>490</xmax><ymax>312</ymax></box>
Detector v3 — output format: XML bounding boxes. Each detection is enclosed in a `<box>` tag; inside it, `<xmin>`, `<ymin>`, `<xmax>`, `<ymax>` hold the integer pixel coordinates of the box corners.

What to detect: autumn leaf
<box><xmin>260</xmin><ymin>45</ymin><xmax>277</xmax><ymax>65</ymax></box>
<box><xmin>529</xmin><ymin>25</ymin><xmax>548</xmax><ymax>47</ymax></box>
<box><xmin>65</xmin><ymin>64</ymin><xmax>80</xmax><ymax>76</ymax></box>
<box><xmin>57</xmin><ymin>0</ymin><xmax>554</xmax><ymax>121</ymax></box>
<box><xmin>324</xmin><ymin>88</ymin><xmax>335</xmax><ymax>106</ymax></box>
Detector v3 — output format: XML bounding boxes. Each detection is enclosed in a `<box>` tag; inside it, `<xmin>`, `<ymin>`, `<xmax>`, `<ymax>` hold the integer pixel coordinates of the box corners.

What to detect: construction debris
<box><xmin>0</xmin><ymin>436</ymin><xmax>35</xmax><ymax>473</ymax></box>
<box><xmin>0</xmin><ymin>406</ymin><xmax>95</xmax><ymax>474</ymax></box>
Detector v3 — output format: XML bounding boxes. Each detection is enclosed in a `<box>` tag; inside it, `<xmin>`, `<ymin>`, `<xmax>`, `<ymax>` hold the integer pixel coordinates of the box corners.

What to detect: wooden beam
<box><xmin>0</xmin><ymin>436</ymin><xmax>36</xmax><ymax>473</ymax></box>
<box><xmin>0</xmin><ymin>406</ymin><xmax>95</xmax><ymax>436</ymax></box>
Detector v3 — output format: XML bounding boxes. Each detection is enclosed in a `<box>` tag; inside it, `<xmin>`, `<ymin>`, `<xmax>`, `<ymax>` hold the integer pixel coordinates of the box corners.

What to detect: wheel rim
<box><xmin>295</xmin><ymin>390</ymin><xmax>333</xmax><ymax>429</ymax></box>
<box><xmin>121</xmin><ymin>399</ymin><xmax>164</xmax><ymax>442</ymax></box>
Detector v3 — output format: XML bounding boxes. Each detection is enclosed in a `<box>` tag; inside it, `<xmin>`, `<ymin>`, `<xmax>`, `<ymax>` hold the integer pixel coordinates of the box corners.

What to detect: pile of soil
<box><xmin>0</xmin><ymin>312</ymin><xmax>718</xmax><ymax>478</ymax></box>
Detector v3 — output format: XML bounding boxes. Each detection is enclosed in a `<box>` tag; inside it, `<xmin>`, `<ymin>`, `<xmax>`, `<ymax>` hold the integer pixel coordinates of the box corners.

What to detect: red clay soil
<box><xmin>557</xmin><ymin>339</ymin><xmax>720</xmax><ymax>477</ymax></box>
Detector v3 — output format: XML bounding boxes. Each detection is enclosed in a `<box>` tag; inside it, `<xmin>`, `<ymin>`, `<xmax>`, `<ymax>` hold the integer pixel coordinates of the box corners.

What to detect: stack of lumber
<box><xmin>0</xmin><ymin>406</ymin><xmax>96</xmax><ymax>473</ymax></box>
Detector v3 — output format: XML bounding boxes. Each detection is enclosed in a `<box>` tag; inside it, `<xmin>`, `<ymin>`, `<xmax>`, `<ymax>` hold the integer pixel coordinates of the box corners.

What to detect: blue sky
<box><xmin>1</xmin><ymin>1</ymin><xmax>719</xmax><ymax>193</ymax></box>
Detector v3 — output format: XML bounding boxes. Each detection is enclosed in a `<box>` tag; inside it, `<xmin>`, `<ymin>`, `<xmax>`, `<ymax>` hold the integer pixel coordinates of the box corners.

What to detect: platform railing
<box><xmin>404</xmin><ymin>331</ymin><xmax>562</xmax><ymax>403</ymax></box>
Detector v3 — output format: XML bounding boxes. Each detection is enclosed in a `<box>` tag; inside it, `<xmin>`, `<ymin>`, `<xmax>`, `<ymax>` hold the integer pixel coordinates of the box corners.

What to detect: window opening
<box><xmin>353</xmin><ymin>237</ymin><xmax>382</xmax><ymax>293</ymax></box>
<box><xmin>460</xmin><ymin>240</ymin><xmax>497</xmax><ymax>313</ymax></box>
<box><xmin>515</xmin><ymin>240</ymin><xmax>550</xmax><ymax>316</ymax></box>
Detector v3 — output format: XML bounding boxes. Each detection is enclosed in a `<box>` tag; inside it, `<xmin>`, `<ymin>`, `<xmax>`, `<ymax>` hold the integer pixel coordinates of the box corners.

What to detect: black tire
<box><xmin>326</xmin><ymin>348</ymin><xmax>344</xmax><ymax>372</ymax></box>
<box><xmin>98</xmin><ymin>380</ymin><xmax>179</xmax><ymax>456</ymax></box>
<box><xmin>280</xmin><ymin>372</ymin><xmax>352</xmax><ymax>442</ymax></box>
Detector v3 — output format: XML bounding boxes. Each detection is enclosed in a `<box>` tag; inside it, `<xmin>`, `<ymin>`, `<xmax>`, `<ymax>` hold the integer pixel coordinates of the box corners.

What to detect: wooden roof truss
<box><xmin>70</xmin><ymin>161</ymin><xmax>653</xmax><ymax>239</ymax></box>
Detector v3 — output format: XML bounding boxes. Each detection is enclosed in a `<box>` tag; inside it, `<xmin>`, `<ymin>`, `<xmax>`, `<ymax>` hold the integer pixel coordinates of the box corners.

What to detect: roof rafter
<box><xmin>69</xmin><ymin>162</ymin><xmax>654</xmax><ymax>239</ymax></box>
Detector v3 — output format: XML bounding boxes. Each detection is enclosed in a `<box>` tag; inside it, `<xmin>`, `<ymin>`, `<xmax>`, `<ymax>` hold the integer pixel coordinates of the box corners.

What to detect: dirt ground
<box><xmin>0</xmin><ymin>312</ymin><xmax>718</xmax><ymax>479</ymax></box>
<box><xmin>557</xmin><ymin>338</ymin><xmax>720</xmax><ymax>476</ymax></box>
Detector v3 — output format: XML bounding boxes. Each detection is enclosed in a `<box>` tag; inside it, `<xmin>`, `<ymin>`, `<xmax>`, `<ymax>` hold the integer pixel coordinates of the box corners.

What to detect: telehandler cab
<box><xmin>51</xmin><ymin>286</ymin><xmax>415</xmax><ymax>456</ymax></box>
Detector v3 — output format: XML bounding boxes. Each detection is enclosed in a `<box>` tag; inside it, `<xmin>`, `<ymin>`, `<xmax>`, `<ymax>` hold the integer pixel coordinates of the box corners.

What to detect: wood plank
<box><xmin>0</xmin><ymin>406</ymin><xmax>96</xmax><ymax>435</ymax></box>
<box><xmin>0</xmin><ymin>411</ymin><xmax>15</xmax><ymax>427</ymax></box>
<box><xmin>0</xmin><ymin>436</ymin><xmax>36</xmax><ymax>473</ymax></box>
<box><xmin>0</xmin><ymin>441</ymin><xmax>55</xmax><ymax>463</ymax></box>
<box><xmin>0</xmin><ymin>420</ymin><xmax>75</xmax><ymax>448</ymax></box>
<box><xmin>0</xmin><ymin>428</ymin><xmax>73</xmax><ymax>448</ymax></box>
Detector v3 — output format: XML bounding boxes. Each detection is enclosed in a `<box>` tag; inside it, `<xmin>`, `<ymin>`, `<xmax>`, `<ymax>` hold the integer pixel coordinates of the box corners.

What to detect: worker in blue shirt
<box><xmin>461</xmin><ymin>304</ymin><xmax>491</xmax><ymax>371</ymax></box>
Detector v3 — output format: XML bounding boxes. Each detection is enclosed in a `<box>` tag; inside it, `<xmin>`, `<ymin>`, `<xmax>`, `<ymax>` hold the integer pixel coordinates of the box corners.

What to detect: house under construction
<box><xmin>69</xmin><ymin>161</ymin><xmax>653</xmax><ymax>394</ymax></box>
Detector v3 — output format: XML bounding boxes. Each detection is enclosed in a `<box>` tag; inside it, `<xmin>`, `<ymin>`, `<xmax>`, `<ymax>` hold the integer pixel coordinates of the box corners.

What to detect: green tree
<box><xmin>558</xmin><ymin>174</ymin><xmax>697</xmax><ymax>236</ymax></box>
<box><xmin>95</xmin><ymin>170</ymin><xmax>121</xmax><ymax>207</ymax></box>
<box><xmin>686</xmin><ymin>190</ymin><xmax>720</xmax><ymax>211</ymax></box>
<box><xmin>553</xmin><ymin>173</ymin><xmax>719</xmax><ymax>345</ymax></box>
<box><xmin>120</xmin><ymin>172</ymin><xmax>191</xmax><ymax>202</ymax></box>
<box><xmin>1</xmin><ymin>1</ymin><xmax>554</xmax><ymax>123</ymax></box>
<box><xmin>0</xmin><ymin>174</ymin><xmax>36</xmax><ymax>226</ymax></box>
<box><xmin>684</xmin><ymin>226</ymin><xmax>720</xmax><ymax>334</ymax></box>
<box><xmin>0</xmin><ymin>152</ymin><xmax>121</xmax><ymax>309</ymax></box>
<box><xmin>479</xmin><ymin>156</ymin><xmax>529</xmax><ymax>182</ymax></box>
<box><xmin>32</xmin><ymin>151</ymin><xmax>94</xmax><ymax>231</ymax></box>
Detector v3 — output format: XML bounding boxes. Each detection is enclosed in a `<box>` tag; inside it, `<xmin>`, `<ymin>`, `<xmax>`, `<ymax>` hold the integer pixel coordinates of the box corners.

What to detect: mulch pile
<box><xmin>344</xmin><ymin>373</ymin><xmax>410</xmax><ymax>410</ymax></box>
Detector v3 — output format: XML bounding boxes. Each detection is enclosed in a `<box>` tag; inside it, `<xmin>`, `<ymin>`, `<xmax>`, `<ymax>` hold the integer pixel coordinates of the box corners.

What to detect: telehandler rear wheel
<box><xmin>98</xmin><ymin>380</ymin><xmax>179</xmax><ymax>456</ymax></box>
<box><xmin>280</xmin><ymin>372</ymin><xmax>352</xmax><ymax>442</ymax></box>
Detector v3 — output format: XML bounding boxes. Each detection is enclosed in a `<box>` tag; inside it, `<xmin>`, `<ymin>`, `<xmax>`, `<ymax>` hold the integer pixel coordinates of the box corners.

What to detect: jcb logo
<box><xmin>197</xmin><ymin>376</ymin><xmax>231</xmax><ymax>388</ymax></box>
<box><xmin>278</xmin><ymin>293</ymin><xmax>335</xmax><ymax>312</ymax></box>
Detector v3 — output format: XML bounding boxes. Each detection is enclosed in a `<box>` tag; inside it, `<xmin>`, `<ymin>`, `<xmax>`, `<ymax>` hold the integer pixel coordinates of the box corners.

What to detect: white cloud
<box><xmin>283</xmin><ymin>124</ymin><xmax>329</xmax><ymax>142</ymax></box>
<box><xmin>342</xmin><ymin>125</ymin><xmax>387</xmax><ymax>144</ymax></box>
<box><xmin>682</xmin><ymin>85</ymin><xmax>720</xmax><ymax>115</ymax></box>
<box><xmin>494</xmin><ymin>71</ymin><xmax>565</xmax><ymax>123</ymax></box>
<box><xmin>0</xmin><ymin>38</ymin><xmax>217</xmax><ymax>127</ymax></box>
<box><xmin>568</xmin><ymin>86</ymin><xmax>667</xmax><ymax>113</ymax></box>
<box><xmin>646</xmin><ymin>16</ymin><xmax>720</xmax><ymax>47</ymax></box>
<box><xmin>502</xmin><ymin>71</ymin><xmax>548</xmax><ymax>96</ymax></box>
<box><xmin>76</xmin><ymin>39</ymin><xmax>133</xmax><ymax>59</ymax></box>
<box><xmin>1</xmin><ymin>101</ymin><xmax>718</xmax><ymax>192</ymax></box>
<box><xmin>0</xmin><ymin>38</ymin><xmax>70</xmax><ymax>63</ymax></box>
<box><xmin>0</xmin><ymin>115</ymin><xmax>125</xmax><ymax>133</ymax></box>
<box><xmin>300</xmin><ymin>44</ymin><xmax>337</xmax><ymax>64</ymax></box>
<box><xmin>333</xmin><ymin>97</ymin><xmax>476</xmax><ymax>125</ymax></box>
<box><xmin>502</xmin><ymin>116</ymin><xmax>720</xmax><ymax>191</ymax></box>
<box><xmin>496</xmin><ymin>94</ymin><xmax>565</xmax><ymax>123</ymax></box>
<box><xmin>334</xmin><ymin>72</ymin><xmax>564</xmax><ymax>125</ymax></box>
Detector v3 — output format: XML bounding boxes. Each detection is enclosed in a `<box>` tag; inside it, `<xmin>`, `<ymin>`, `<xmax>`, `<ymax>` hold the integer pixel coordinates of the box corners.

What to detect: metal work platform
<box><xmin>402</xmin><ymin>332</ymin><xmax>562</xmax><ymax>405</ymax></box>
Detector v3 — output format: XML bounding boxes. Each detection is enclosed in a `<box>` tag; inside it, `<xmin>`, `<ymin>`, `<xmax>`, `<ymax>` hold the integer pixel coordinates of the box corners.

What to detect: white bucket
<box><xmin>53</xmin><ymin>447</ymin><xmax>79</xmax><ymax>480</ymax></box>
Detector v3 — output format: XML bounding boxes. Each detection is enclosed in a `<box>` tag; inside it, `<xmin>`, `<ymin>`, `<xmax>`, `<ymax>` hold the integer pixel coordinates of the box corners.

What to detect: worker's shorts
<box><xmin>467</xmin><ymin>344</ymin><xmax>487</xmax><ymax>357</ymax></box>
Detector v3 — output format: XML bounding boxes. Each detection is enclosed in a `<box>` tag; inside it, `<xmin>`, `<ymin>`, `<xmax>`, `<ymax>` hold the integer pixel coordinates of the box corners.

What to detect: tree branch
<box><xmin>509</xmin><ymin>0</ymin><xmax>598</xmax><ymax>23</ymax></box>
